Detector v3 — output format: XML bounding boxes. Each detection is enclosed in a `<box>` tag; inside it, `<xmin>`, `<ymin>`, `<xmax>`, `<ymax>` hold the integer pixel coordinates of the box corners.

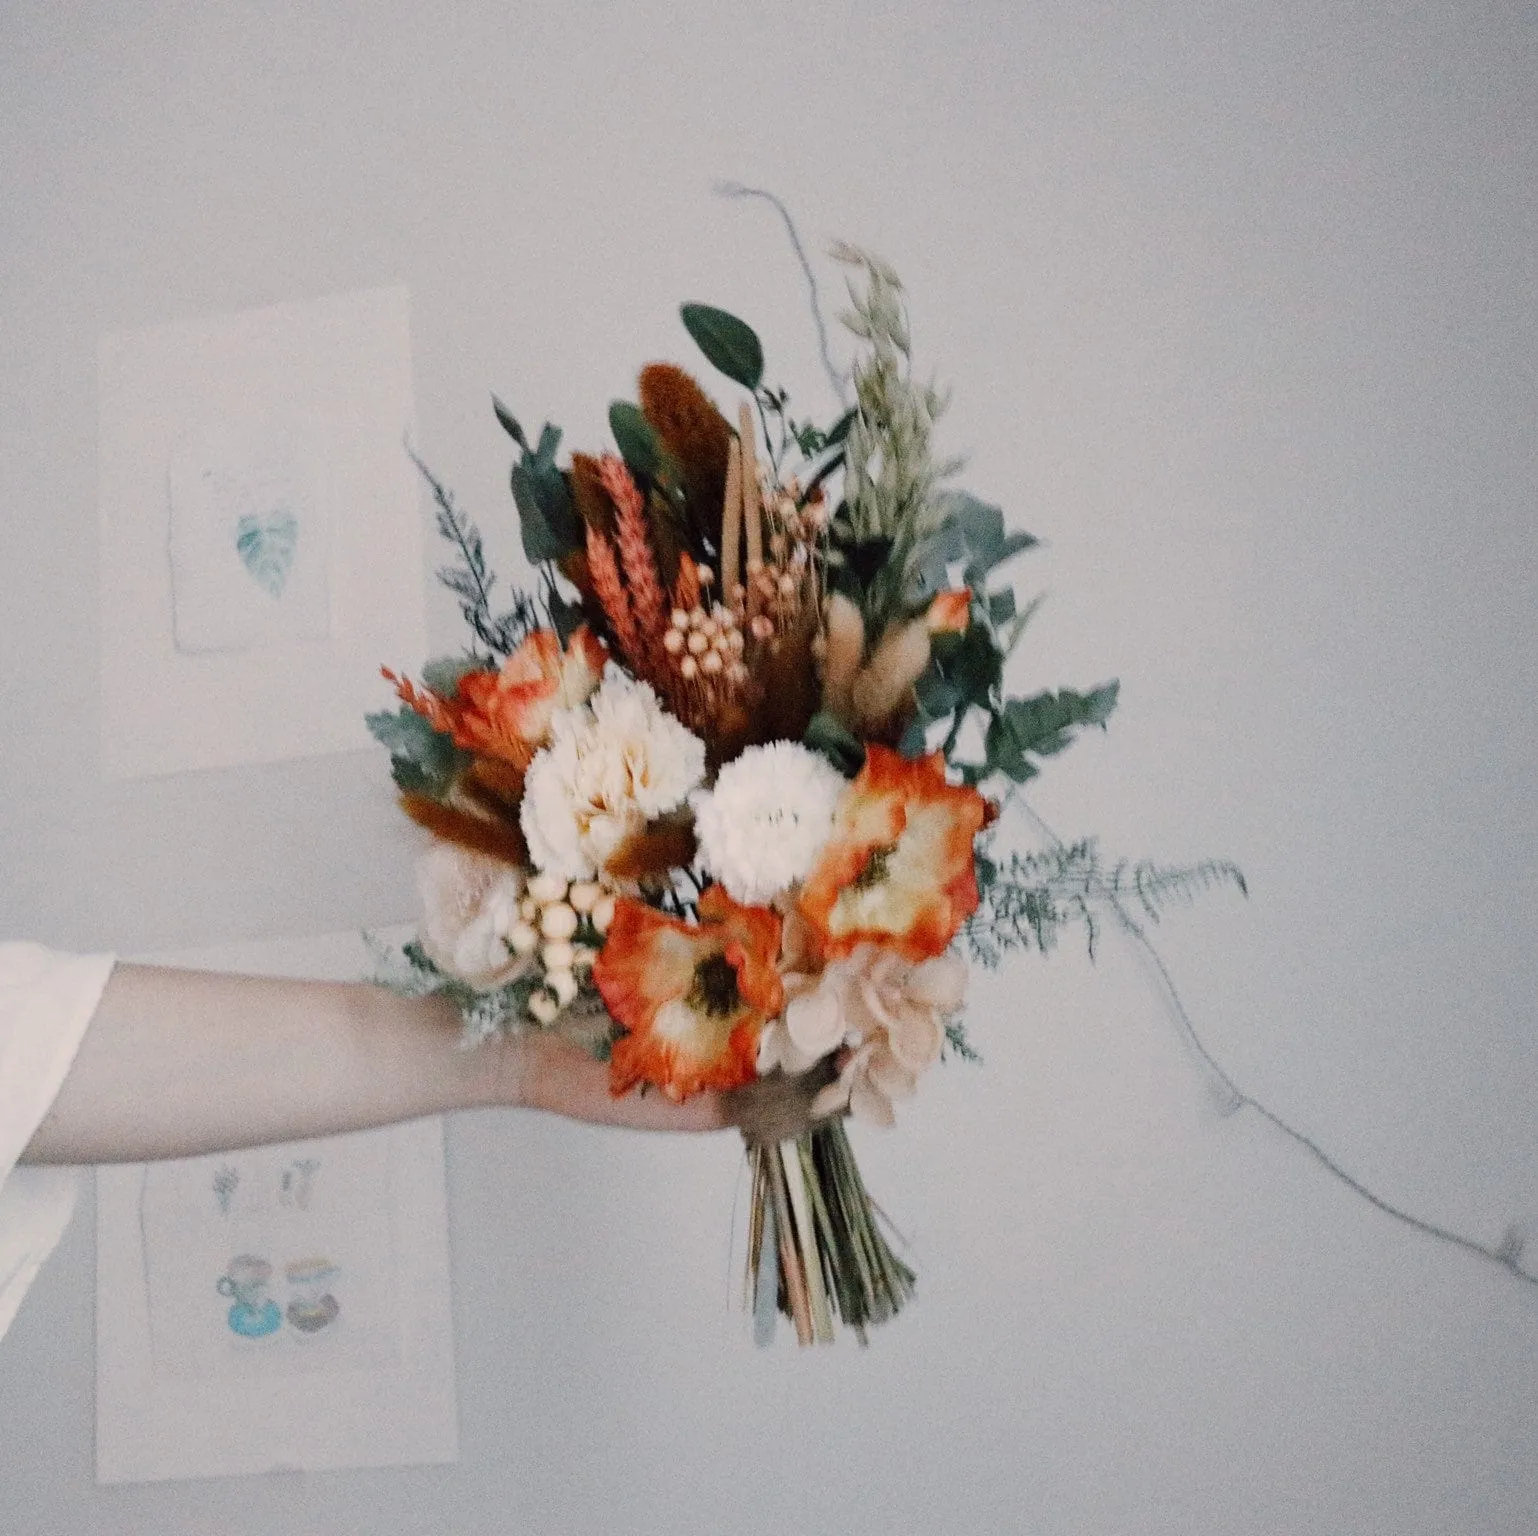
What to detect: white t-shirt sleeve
<box><xmin>0</xmin><ymin>942</ymin><xmax>115</xmax><ymax>1341</ymax></box>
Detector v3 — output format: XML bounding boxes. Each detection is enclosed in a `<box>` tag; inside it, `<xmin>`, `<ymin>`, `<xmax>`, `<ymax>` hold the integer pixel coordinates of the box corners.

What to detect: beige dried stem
<box><xmin>849</xmin><ymin>614</ymin><xmax>932</xmax><ymax>734</ymax></box>
<box><xmin>737</xmin><ymin>403</ymin><xmax>764</xmax><ymax>607</ymax></box>
<box><xmin>720</xmin><ymin>436</ymin><xmax>743</xmax><ymax>609</ymax></box>
<box><xmin>820</xmin><ymin>591</ymin><xmax>866</xmax><ymax>727</ymax></box>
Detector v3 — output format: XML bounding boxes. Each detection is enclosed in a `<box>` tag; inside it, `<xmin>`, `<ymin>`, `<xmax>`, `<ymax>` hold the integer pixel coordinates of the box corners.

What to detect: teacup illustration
<box><xmin>217</xmin><ymin>1254</ymin><xmax>281</xmax><ymax>1338</ymax></box>
<box><xmin>285</xmin><ymin>1256</ymin><xmax>340</xmax><ymax>1333</ymax></box>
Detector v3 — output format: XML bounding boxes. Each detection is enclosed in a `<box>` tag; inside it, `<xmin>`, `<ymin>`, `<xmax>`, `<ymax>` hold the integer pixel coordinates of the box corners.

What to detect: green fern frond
<box><xmin>965</xmin><ymin>840</ymin><xmax>1245</xmax><ymax>965</ymax></box>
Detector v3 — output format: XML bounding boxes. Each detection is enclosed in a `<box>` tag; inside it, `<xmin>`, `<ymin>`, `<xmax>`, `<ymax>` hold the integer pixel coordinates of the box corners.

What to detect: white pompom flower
<box><xmin>692</xmin><ymin>741</ymin><xmax>847</xmax><ymax>906</ymax></box>
<box><xmin>417</xmin><ymin>842</ymin><xmax>526</xmax><ymax>988</ymax></box>
<box><xmin>521</xmin><ymin>666</ymin><xmax>706</xmax><ymax>880</ymax></box>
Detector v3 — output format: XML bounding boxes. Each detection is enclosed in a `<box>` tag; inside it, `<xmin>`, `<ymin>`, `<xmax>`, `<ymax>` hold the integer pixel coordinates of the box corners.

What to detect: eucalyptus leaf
<box><xmin>900</xmin><ymin>523</ymin><xmax>967</xmax><ymax>608</ymax></box>
<box><xmin>898</xmin><ymin>718</ymin><xmax>930</xmax><ymax>758</ymax></box>
<box><xmin>510</xmin><ymin>458</ymin><xmax>578</xmax><ymax>562</ymax></box>
<box><xmin>503</xmin><ymin>414</ymin><xmax>579</xmax><ymax>564</ymax></box>
<box><xmin>544</xmin><ymin>577</ymin><xmax>585</xmax><ymax>646</ymax></box>
<box><xmin>680</xmin><ymin>303</ymin><xmax>765</xmax><ymax>390</ymax></box>
<box><xmin>365</xmin><ymin>706</ymin><xmax>466</xmax><ymax>799</ymax></box>
<box><xmin>534</xmin><ymin>422</ymin><xmax>563</xmax><ymax>467</ymax></box>
<box><xmin>984</xmin><ymin>713</ymin><xmax>1040</xmax><ymax>782</ymax></box>
<box><xmin>985</xmin><ymin>683</ymin><xmax>1119</xmax><ymax>782</ymax></box>
<box><xmin>940</xmin><ymin>491</ymin><xmax>1004</xmax><ymax>554</ymax></box>
<box><xmin>491</xmin><ymin>396</ymin><xmax>529</xmax><ymax>450</ymax></box>
<box><xmin>823</xmin><ymin>407</ymin><xmax>857</xmax><ymax>448</ymax></box>
<box><xmin>420</xmin><ymin>655</ymin><xmax>482</xmax><ymax>697</ymax></box>
<box><xmin>608</xmin><ymin>400</ymin><xmax>666</xmax><ymax>481</ymax></box>
<box><xmin>965</xmin><ymin>529</ymin><xmax>1039</xmax><ymax>587</ymax></box>
<box><xmin>914</xmin><ymin>666</ymin><xmax>962</xmax><ymax>721</ymax></box>
<box><xmin>937</xmin><ymin>624</ymin><xmax>1003</xmax><ymax>707</ymax></box>
<box><xmin>803</xmin><ymin>711</ymin><xmax>866</xmax><ymax>776</ymax></box>
<box><xmin>988</xmin><ymin>588</ymin><xmax>1017</xmax><ymax>625</ymax></box>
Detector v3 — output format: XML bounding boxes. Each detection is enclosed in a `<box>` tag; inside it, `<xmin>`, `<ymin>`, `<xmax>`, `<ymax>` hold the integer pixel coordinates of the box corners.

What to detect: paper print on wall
<box><xmin>98</xmin><ymin>284</ymin><xmax>427</xmax><ymax>779</ymax></box>
<box><xmin>138</xmin><ymin>1136</ymin><xmax>399</xmax><ymax>1382</ymax></box>
<box><xmin>166</xmin><ymin>420</ymin><xmax>332</xmax><ymax>654</ymax></box>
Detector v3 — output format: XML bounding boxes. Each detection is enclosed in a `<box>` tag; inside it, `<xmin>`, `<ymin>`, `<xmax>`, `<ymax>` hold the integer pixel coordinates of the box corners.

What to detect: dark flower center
<box><xmin>852</xmin><ymin>841</ymin><xmax>898</xmax><ymax>891</ymax></box>
<box><xmin>688</xmin><ymin>951</ymin><xmax>741</xmax><ymax>1017</ymax></box>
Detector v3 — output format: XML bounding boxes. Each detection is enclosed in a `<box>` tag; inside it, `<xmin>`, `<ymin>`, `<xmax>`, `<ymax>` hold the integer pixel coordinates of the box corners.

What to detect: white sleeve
<box><xmin>0</xmin><ymin>942</ymin><xmax>116</xmax><ymax>1342</ymax></box>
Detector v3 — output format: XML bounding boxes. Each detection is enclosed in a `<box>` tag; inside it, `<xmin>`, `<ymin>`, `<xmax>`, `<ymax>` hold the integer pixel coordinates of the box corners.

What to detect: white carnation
<box><xmin>692</xmin><ymin>740</ymin><xmax>846</xmax><ymax>905</ymax></box>
<box><xmin>521</xmin><ymin>667</ymin><xmax>706</xmax><ymax>880</ymax></box>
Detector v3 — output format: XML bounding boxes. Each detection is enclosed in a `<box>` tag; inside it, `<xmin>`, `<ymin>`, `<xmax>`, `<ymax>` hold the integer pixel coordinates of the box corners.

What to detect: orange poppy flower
<box><xmin>595</xmin><ymin>885</ymin><xmax>784</xmax><ymax>1102</ymax></box>
<box><xmin>450</xmin><ymin>627</ymin><xmax>607</xmax><ymax>768</ymax></box>
<box><xmin>798</xmin><ymin>746</ymin><xmax>987</xmax><ymax>963</ymax></box>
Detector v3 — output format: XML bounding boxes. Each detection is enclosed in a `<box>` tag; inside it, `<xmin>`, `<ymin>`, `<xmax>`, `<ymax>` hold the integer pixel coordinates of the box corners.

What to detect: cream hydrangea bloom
<box><xmin>692</xmin><ymin>741</ymin><xmax>847</xmax><ymax>906</ymax></box>
<box><xmin>417</xmin><ymin>841</ymin><xmax>526</xmax><ymax>988</ymax></box>
<box><xmin>521</xmin><ymin>667</ymin><xmax>706</xmax><ymax>880</ymax></box>
<box><xmin>758</xmin><ymin>944</ymin><xmax>967</xmax><ymax>1125</ymax></box>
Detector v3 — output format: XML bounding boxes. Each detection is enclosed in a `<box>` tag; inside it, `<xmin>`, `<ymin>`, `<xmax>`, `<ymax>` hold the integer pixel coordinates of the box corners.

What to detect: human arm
<box><xmin>19</xmin><ymin>962</ymin><xmax>826</xmax><ymax>1166</ymax></box>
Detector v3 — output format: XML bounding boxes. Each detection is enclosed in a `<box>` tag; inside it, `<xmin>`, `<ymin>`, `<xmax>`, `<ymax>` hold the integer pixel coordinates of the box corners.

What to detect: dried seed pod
<box><xmin>637</xmin><ymin>362</ymin><xmax>732</xmax><ymax>552</ymax></box>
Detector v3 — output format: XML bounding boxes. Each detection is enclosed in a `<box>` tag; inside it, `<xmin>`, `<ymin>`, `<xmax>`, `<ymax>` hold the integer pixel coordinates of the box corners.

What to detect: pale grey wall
<box><xmin>2</xmin><ymin>2</ymin><xmax>1535</xmax><ymax>1531</ymax></box>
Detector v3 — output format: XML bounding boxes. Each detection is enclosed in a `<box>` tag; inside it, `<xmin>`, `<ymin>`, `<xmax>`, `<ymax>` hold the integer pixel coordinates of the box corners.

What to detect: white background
<box><xmin>2</xmin><ymin>2</ymin><xmax>1534</xmax><ymax>1532</ymax></box>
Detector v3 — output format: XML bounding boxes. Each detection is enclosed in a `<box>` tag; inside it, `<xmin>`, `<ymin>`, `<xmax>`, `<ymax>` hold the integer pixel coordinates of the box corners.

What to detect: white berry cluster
<box><xmin>515</xmin><ymin>871</ymin><xmax>616</xmax><ymax>1024</ymax></box>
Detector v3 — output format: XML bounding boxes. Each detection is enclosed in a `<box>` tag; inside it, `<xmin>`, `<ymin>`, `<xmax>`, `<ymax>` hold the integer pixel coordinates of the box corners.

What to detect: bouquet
<box><xmin>370</xmin><ymin>245</ymin><xmax>1237</xmax><ymax>1345</ymax></box>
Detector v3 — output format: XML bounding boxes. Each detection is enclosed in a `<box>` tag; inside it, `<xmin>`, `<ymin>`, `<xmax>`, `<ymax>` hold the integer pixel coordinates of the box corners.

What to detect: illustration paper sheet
<box><xmin>98</xmin><ymin>284</ymin><xmax>426</xmax><ymax>778</ymax></box>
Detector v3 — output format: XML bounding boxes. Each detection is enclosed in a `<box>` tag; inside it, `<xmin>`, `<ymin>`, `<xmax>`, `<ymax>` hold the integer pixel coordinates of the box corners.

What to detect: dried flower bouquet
<box><xmin>370</xmin><ymin>246</ymin><xmax>1236</xmax><ymax>1344</ymax></box>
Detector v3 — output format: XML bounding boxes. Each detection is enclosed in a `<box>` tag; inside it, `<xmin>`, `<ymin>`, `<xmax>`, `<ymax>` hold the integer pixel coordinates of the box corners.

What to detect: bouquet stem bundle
<box><xmin>745</xmin><ymin>1121</ymin><xmax>914</xmax><ymax>1346</ymax></box>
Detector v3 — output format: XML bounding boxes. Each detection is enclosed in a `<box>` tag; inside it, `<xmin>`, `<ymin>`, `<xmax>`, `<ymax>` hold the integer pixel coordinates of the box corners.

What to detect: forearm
<box><xmin>20</xmin><ymin>963</ymin><xmax>523</xmax><ymax>1165</ymax></box>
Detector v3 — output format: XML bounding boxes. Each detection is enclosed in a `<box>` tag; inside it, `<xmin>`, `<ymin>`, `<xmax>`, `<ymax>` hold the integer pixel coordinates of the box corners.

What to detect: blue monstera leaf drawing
<box><xmin>235</xmin><ymin>509</ymin><xmax>299</xmax><ymax>597</ymax></box>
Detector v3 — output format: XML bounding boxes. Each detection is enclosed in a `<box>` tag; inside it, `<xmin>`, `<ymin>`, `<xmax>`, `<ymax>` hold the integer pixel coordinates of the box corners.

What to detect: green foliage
<box><xmin>541</xmin><ymin>567</ymin><xmax>586</xmax><ymax>646</ymax></box>
<box><xmin>608</xmin><ymin>400</ymin><xmax>670</xmax><ymax>484</ymax></box>
<box><xmin>365</xmin><ymin>707</ymin><xmax>467</xmax><ymax>799</ymax></box>
<box><xmin>965</xmin><ymin>840</ymin><xmax>1247</xmax><ymax>966</ymax></box>
<box><xmin>681</xmin><ymin>303</ymin><xmax>765</xmax><ymax>389</ymax></box>
<box><xmin>420</xmin><ymin>655</ymin><xmax>482</xmax><ymax>697</ymax></box>
<box><xmin>802</xmin><ymin>711</ymin><xmax>866</xmax><ymax>777</ymax></box>
<box><xmin>411</xmin><ymin>445</ymin><xmax>543</xmax><ymax>658</ymax></box>
<box><xmin>943</xmin><ymin>1021</ymin><xmax>982</xmax><ymax>1063</ymax></box>
<box><xmin>832</xmin><ymin>243</ymin><xmax>963</xmax><ymax>633</ymax></box>
<box><xmin>984</xmin><ymin>684</ymin><xmax>1120</xmax><ymax>784</ymax></box>
<box><xmin>496</xmin><ymin>399</ymin><xmax>582</xmax><ymax>565</ymax></box>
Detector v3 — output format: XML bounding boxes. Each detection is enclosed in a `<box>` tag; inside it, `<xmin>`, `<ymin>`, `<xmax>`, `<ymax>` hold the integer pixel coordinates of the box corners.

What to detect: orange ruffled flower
<box><xmin>449</xmin><ymin>627</ymin><xmax>607</xmax><ymax>769</ymax></box>
<box><xmin>798</xmin><ymin>745</ymin><xmax>987</xmax><ymax>963</ymax></box>
<box><xmin>595</xmin><ymin>885</ymin><xmax>784</xmax><ymax>1102</ymax></box>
